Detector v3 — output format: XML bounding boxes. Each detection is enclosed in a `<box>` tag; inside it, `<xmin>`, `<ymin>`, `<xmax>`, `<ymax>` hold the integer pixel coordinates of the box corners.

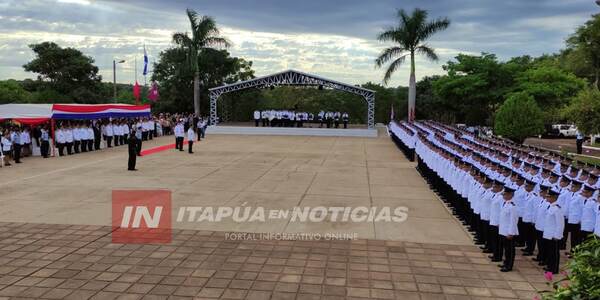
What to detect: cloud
<box><xmin>0</xmin><ymin>0</ymin><xmax>597</xmax><ymax>87</ymax></box>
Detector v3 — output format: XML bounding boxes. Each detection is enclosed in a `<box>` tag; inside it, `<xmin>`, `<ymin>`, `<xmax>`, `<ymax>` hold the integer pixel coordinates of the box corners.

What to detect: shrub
<box><xmin>494</xmin><ymin>92</ymin><xmax>544</xmax><ymax>144</ymax></box>
<box><xmin>541</xmin><ymin>237</ymin><xmax>600</xmax><ymax>299</ymax></box>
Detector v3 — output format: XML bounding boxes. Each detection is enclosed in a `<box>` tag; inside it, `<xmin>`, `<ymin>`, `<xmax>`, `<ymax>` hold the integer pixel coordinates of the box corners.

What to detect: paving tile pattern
<box><xmin>0</xmin><ymin>222</ymin><xmax>557</xmax><ymax>300</ymax></box>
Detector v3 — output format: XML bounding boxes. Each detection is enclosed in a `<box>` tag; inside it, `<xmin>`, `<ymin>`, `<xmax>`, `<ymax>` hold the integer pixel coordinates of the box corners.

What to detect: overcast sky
<box><xmin>0</xmin><ymin>0</ymin><xmax>597</xmax><ymax>87</ymax></box>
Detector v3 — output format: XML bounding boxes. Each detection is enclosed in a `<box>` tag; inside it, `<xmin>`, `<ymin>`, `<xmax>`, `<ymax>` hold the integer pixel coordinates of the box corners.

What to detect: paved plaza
<box><xmin>0</xmin><ymin>133</ymin><xmax>555</xmax><ymax>299</ymax></box>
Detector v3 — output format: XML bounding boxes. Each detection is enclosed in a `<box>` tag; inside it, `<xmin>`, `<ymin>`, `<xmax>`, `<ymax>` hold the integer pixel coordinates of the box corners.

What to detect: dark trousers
<box><xmin>66</xmin><ymin>142</ymin><xmax>73</xmax><ymax>155</ymax></box>
<box><xmin>566</xmin><ymin>223</ymin><xmax>581</xmax><ymax>252</ymax></box>
<box><xmin>490</xmin><ymin>226</ymin><xmax>503</xmax><ymax>260</ymax></box>
<box><xmin>188</xmin><ymin>141</ymin><xmax>193</xmax><ymax>153</ymax></box>
<box><xmin>142</xmin><ymin>132</ymin><xmax>148</xmax><ymax>141</ymax></box>
<box><xmin>13</xmin><ymin>144</ymin><xmax>21</xmax><ymax>162</ymax></box>
<box><xmin>94</xmin><ymin>137</ymin><xmax>101</xmax><ymax>150</ymax></box>
<box><xmin>176</xmin><ymin>137</ymin><xmax>184</xmax><ymax>151</ymax></box>
<box><xmin>41</xmin><ymin>141</ymin><xmax>49</xmax><ymax>158</ymax></box>
<box><xmin>545</xmin><ymin>239</ymin><xmax>560</xmax><ymax>274</ymax></box>
<box><xmin>502</xmin><ymin>236</ymin><xmax>516</xmax><ymax>270</ymax></box>
<box><xmin>74</xmin><ymin>141</ymin><xmax>80</xmax><ymax>153</ymax></box>
<box><xmin>523</xmin><ymin>222</ymin><xmax>536</xmax><ymax>253</ymax></box>
<box><xmin>535</xmin><ymin>230</ymin><xmax>546</xmax><ymax>263</ymax></box>
<box><xmin>88</xmin><ymin>140</ymin><xmax>93</xmax><ymax>152</ymax></box>
<box><xmin>255</xmin><ymin>119</ymin><xmax>259</xmax><ymax>127</ymax></box>
<box><xmin>81</xmin><ymin>140</ymin><xmax>87</xmax><ymax>152</ymax></box>
<box><xmin>106</xmin><ymin>136</ymin><xmax>113</xmax><ymax>148</ymax></box>
<box><xmin>136</xmin><ymin>139</ymin><xmax>142</xmax><ymax>156</ymax></box>
<box><xmin>343</xmin><ymin>121</ymin><xmax>348</xmax><ymax>129</ymax></box>
<box><xmin>128</xmin><ymin>152</ymin><xmax>136</xmax><ymax>170</ymax></box>
<box><xmin>262</xmin><ymin>119</ymin><xmax>267</xmax><ymax>127</ymax></box>
<box><xmin>57</xmin><ymin>143</ymin><xmax>64</xmax><ymax>156</ymax></box>
<box><xmin>149</xmin><ymin>130</ymin><xmax>154</xmax><ymax>140</ymax></box>
<box><xmin>576</xmin><ymin>139</ymin><xmax>583</xmax><ymax>154</ymax></box>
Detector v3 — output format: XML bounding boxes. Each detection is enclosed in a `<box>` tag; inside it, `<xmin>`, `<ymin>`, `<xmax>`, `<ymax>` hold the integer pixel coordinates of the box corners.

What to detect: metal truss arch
<box><xmin>209</xmin><ymin>69</ymin><xmax>376</xmax><ymax>129</ymax></box>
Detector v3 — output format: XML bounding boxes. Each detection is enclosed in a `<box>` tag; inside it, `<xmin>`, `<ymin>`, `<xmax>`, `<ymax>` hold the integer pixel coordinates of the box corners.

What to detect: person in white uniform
<box><xmin>542</xmin><ymin>189</ymin><xmax>564</xmax><ymax>274</ymax></box>
<box><xmin>499</xmin><ymin>186</ymin><xmax>519</xmax><ymax>272</ymax></box>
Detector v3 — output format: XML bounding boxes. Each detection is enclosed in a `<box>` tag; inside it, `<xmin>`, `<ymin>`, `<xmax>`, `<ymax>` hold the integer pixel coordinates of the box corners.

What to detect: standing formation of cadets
<box><xmin>390</xmin><ymin>120</ymin><xmax>600</xmax><ymax>274</ymax></box>
<box><xmin>252</xmin><ymin>110</ymin><xmax>350</xmax><ymax>128</ymax></box>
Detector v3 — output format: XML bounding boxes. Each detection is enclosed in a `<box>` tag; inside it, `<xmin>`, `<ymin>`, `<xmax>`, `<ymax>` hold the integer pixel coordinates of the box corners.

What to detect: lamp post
<box><xmin>113</xmin><ymin>59</ymin><xmax>126</xmax><ymax>102</ymax></box>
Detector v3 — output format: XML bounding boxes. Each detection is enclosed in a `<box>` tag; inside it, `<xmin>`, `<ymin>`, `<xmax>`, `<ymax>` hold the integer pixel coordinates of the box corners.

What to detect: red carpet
<box><xmin>140</xmin><ymin>139</ymin><xmax>189</xmax><ymax>156</ymax></box>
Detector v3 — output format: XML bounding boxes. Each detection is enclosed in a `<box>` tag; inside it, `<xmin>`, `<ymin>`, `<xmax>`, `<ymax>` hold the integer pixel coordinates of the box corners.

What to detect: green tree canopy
<box><xmin>23</xmin><ymin>42</ymin><xmax>101</xmax><ymax>96</ymax></box>
<box><xmin>563</xmin><ymin>87</ymin><xmax>600</xmax><ymax>135</ymax></box>
<box><xmin>0</xmin><ymin>80</ymin><xmax>31</xmax><ymax>104</ymax></box>
<box><xmin>512</xmin><ymin>65</ymin><xmax>586</xmax><ymax>123</ymax></box>
<box><xmin>565</xmin><ymin>13</ymin><xmax>600</xmax><ymax>88</ymax></box>
<box><xmin>151</xmin><ymin>47</ymin><xmax>254</xmax><ymax>114</ymax></box>
<box><xmin>494</xmin><ymin>92</ymin><xmax>544</xmax><ymax>143</ymax></box>
<box><xmin>432</xmin><ymin>53</ymin><xmax>516</xmax><ymax>125</ymax></box>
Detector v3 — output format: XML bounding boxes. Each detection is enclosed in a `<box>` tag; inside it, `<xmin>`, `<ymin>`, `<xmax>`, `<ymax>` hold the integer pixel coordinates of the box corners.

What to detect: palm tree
<box><xmin>376</xmin><ymin>8</ymin><xmax>450</xmax><ymax>121</ymax></box>
<box><xmin>173</xmin><ymin>9</ymin><xmax>230</xmax><ymax>116</ymax></box>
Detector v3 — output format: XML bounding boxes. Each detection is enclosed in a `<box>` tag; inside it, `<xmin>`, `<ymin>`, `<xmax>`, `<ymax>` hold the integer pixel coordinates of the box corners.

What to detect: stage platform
<box><xmin>206</xmin><ymin>125</ymin><xmax>378</xmax><ymax>137</ymax></box>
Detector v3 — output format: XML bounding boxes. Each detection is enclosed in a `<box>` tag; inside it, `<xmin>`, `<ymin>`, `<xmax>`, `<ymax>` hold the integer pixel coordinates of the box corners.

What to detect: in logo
<box><xmin>112</xmin><ymin>190</ymin><xmax>171</xmax><ymax>244</ymax></box>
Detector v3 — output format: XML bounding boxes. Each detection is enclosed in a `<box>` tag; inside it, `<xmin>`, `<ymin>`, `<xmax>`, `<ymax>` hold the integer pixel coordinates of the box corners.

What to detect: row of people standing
<box><xmin>173</xmin><ymin>118</ymin><xmax>208</xmax><ymax>153</ymax></box>
<box><xmin>252</xmin><ymin>110</ymin><xmax>350</xmax><ymax>128</ymax></box>
<box><xmin>317</xmin><ymin>111</ymin><xmax>349</xmax><ymax>129</ymax></box>
<box><xmin>393</xmin><ymin>121</ymin><xmax>600</xmax><ymax>274</ymax></box>
<box><xmin>0</xmin><ymin>126</ymin><xmax>37</xmax><ymax>165</ymax></box>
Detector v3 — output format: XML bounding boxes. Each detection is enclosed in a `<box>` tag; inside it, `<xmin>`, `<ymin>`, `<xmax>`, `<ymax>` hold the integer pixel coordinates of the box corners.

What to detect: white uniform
<box><xmin>581</xmin><ymin>198</ymin><xmax>598</xmax><ymax>233</ymax></box>
<box><xmin>499</xmin><ymin>201</ymin><xmax>519</xmax><ymax>236</ymax></box>
<box><xmin>543</xmin><ymin>203</ymin><xmax>564</xmax><ymax>240</ymax></box>
<box><xmin>187</xmin><ymin>128</ymin><xmax>195</xmax><ymax>141</ymax></box>
<box><xmin>174</xmin><ymin>124</ymin><xmax>184</xmax><ymax>137</ymax></box>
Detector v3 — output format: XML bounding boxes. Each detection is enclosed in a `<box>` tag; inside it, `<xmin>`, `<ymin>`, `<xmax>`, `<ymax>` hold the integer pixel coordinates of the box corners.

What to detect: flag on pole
<box><xmin>143</xmin><ymin>44</ymin><xmax>148</xmax><ymax>76</ymax></box>
<box><xmin>133</xmin><ymin>81</ymin><xmax>141</xmax><ymax>105</ymax></box>
<box><xmin>390</xmin><ymin>103</ymin><xmax>395</xmax><ymax>121</ymax></box>
<box><xmin>148</xmin><ymin>81</ymin><xmax>160</xmax><ymax>102</ymax></box>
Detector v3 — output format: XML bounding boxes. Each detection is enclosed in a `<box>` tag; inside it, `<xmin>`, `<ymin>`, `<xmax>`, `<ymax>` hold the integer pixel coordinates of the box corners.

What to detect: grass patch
<box><xmin>571</xmin><ymin>155</ymin><xmax>600</xmax><ymax>166</ymax></box>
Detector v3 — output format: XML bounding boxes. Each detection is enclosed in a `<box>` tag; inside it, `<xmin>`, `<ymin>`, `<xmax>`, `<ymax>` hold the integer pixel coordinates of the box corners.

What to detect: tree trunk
<box><xmin>408</xmin><ymin>52</ymin><xmax>416</xmax><ymax>122</ymax></box>
<box><xmin>193</xmin><ymin>72</ymin><xmax>201</xmax><ymax>116</ymax></box>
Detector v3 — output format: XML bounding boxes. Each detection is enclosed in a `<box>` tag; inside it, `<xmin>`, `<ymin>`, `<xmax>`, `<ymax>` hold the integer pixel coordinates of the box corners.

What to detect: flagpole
<box><xmin>135</xmin><ymin>57</ymin><xmax>137</xmax><ymax>83</ymax></box>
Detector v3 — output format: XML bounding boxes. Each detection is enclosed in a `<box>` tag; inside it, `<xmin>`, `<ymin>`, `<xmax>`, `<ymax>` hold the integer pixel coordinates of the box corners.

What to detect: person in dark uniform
<box><xmin>128</xmin><ymin>129</ymin><xmax>138</xmax><ymax>171</ymax></box>
<box><xmin>576</xmin><ymin>132</ymin><xmax>584</xmax><ymax>155</ymax></box>
<box><xmin>93</xmin><ymin>121</ymin><xmax>102</xmax><ymax>150</ymax></box>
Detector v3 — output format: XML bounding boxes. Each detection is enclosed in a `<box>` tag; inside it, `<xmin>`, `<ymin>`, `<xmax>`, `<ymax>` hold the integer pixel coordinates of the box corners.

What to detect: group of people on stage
<box><xmin>392</xmin><ymin>120</ymin><xmax>600</xmax><ymax>274</ymax></box>
<box><xmin>252</xmin><ymin>110</ymin><xmax>350</xmax><ymax>128</ymax></box>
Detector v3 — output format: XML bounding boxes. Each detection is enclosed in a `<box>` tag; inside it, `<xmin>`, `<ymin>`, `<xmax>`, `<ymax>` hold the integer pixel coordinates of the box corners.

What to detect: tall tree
<box><xmin>495</xmin><ymin>92</ymin><xmax>544</xmax><ymax>144</ymax></box>
<box><xmin>565</xmin><ymin>14</ymin><xmax>600</xmax><ymax>88</ymax></box>
<box><xmin>173</xmin><ymin>9</ymin><xmax>230</xmax><ymax>116</ymax></box>
<box><xmin>375</xmin><ymin>8</ymin><xmax>450</xmax><ymax>122</ymax></box>
<box><xmin>151</xmin><ymin>47</ymin><xmax>254</xmax><ymax>114</ymax></box>
<box><xmin>23</xmin><ymin>42</ymin><xmax>101</xmax><ymax>97</ymax></box>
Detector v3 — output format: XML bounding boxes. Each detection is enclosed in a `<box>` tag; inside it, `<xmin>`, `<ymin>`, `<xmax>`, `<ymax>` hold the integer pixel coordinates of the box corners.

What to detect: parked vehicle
<box><xmin>555</xmin><ymin>124</ymin><xmax>578</xmax><ymax>138</ymax></box>
<box><xmin>541</xmin><ymin>124</ymin><xmax>560</xmax><ymax>138</ymax></box>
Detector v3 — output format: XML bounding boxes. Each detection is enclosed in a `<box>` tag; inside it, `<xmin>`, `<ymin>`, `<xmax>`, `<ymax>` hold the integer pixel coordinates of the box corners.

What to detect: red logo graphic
<box><xmin>112</xmin><ymin>190</ymin><xmax>171</xmax><ymax>244</ymax></box>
